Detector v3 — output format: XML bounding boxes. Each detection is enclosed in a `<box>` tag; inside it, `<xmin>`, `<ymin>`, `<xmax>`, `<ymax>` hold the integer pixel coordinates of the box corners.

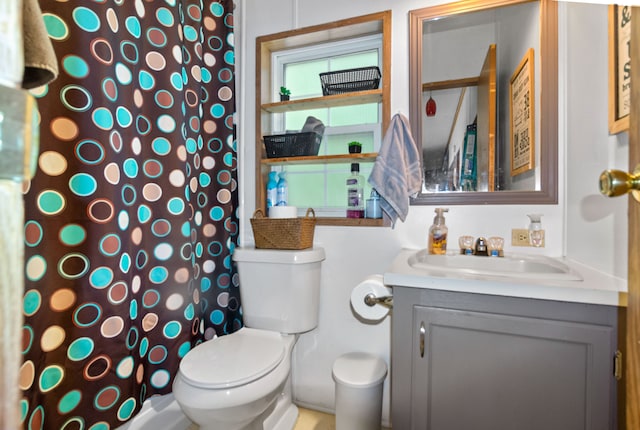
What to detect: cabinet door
<box><xmin>411</xmin><ymin>306</ymin><xmax>614</xmax><ymax>430</ymax></box>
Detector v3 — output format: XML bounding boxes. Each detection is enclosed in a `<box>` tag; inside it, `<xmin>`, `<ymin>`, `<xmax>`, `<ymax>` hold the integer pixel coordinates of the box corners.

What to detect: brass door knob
<box><xmin>599</xmin><ymin>165</ymin><xmax>640</xmax><ymax>202</ymax></box>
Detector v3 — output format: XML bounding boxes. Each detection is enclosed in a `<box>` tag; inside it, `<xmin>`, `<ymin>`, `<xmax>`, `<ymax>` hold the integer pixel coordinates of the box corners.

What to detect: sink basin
<box><xmin>407</xmin><ymin>250</ymin><xmax>582</xmax><ymax>281</ymax></box>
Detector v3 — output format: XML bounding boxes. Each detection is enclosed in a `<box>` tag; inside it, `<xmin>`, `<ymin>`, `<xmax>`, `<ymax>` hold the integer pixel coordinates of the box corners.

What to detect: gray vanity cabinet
<box><xmin>391</xmin><ymin>287</ymin><xmax>620</xmax><ymax>430</ymax></box>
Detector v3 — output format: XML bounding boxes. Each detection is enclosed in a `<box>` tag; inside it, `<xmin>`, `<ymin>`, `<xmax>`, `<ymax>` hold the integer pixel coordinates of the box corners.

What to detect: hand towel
<box><xmin>301</xmin><ymin>115</ymin><xmax>325</xmax><ymax>136</ymax></box>
<box><xmin>368</xmin><ymin>113</ymin><xmax>423</xmax><ymax>226</ymax></box>
<box><xmin>22</xmin><ymin>0</ymin><xmax>58</xmax><ymax>89</ymax></box>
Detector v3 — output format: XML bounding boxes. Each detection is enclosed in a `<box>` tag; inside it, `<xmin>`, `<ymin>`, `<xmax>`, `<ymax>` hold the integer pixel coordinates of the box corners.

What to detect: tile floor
<box><xmin>186</xmin><ymin>407</ymin><xmax>391</xmax><ymax>429</ymax></box>
<box><xmin>294</xmin><ymin>408</ymin><xmax>337</xmax><ymax>430</ymax></box>
<box><xmin>185</xmin><ymin>408</ymin><xmax>334</xmax><ymax>430</ymax></box>
<box><xmin>296</xmin><ymin>407</ymin><xmax>392</xmax><ymax>430</ymax></box>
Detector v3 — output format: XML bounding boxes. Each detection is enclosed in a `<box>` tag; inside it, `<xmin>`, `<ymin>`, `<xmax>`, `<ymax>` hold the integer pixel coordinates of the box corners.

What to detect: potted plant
<box><xmin>348</xmin><ymin>141</ymin><xmax>362</xmax><ymax>153</ymax></box>
<box><xmin>279</xmin><ymin>86</ymin><xmax>291</xmax><ymax>101</ymax></box>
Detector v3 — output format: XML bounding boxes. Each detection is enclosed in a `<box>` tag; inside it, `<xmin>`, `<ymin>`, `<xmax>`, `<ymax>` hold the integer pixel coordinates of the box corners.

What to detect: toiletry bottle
<box><xmin>266</xmin><ymin>171</ymin><xmax>278</xmax><ymax>210</ymax></box>
<box><xmin>346</xmin><ymin>163</ymin><xmax>364</xmax><ymax>218</ymax></box>
<box><xmin>365</xmin><ymin>188</ymin><xmax>382</xmax><ymax>219</ymax></box>
<box><xmin>527</xmin><ymin>214</ymin><xmax>544</xmax><ymax>247</ymax></box>
<box><xmin>428</xmin><ymin>208</ymin><xmax>449</xmax><ymax>255</ymax></box>
<box><xmin>276</xmin><ymin>171</ymin><xmax>288</xmax><ymax>206</ymax></box>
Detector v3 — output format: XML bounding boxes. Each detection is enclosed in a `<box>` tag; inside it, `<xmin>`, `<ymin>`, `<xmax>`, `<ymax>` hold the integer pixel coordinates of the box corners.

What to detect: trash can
<box><xmin>332</xmin><ymin>352</ymin><xmax>387</xmax><ymax>430</ymax></box>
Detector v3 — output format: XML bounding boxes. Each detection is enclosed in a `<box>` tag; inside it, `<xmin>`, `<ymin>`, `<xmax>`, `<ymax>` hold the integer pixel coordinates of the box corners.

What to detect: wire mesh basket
<box><xmin>319</xmin><ymin>66</ymin><xmax>381</xmax><ymax>96</ymax></box>
<box><xmin>263</xmin><ymin>131</ymin><xmax>322</xmax><ymax>158</ymax></box>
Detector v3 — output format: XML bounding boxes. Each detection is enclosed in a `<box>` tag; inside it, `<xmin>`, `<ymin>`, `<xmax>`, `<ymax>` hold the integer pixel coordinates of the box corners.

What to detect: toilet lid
<box><xmin>179</xmin><ymin>328</ymin><xmax>286</xmax><ymax>389</ymax></box>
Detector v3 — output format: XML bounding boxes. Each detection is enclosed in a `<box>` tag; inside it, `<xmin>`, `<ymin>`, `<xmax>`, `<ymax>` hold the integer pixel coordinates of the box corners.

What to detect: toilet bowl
<box><xmin>173</xmin><ymin>328</ymin><xmax>297</xmax><ymax>430</ymax></box>
<box><xmin>173</xmin><ymin>247</ymin><xmax>325</xmax><ymax>430</ymax></box>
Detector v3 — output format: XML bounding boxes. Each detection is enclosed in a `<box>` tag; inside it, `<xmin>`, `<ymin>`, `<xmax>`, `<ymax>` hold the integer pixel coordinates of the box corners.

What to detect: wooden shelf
<box><xmin>262</xmin><ymin>90</ymin><xmax>382</xmax><ymax>113</ymax></box>
<box><xmin>316</xmin><ymin>217</ymin><xmax>387</xmax><ymax>227</ymax></box>
<box><xmin>261</xmin><ymin>152</ymin><xmax>377</xmax><ymax>166</ymax></box>
<box><xmin>422</xmin><ymin>76</ymin><xmax>479</xmax><ymax>92</ymax></box>
<box><xmin>255</xmin><ymin>11</ymin><xmax>391</xmax><ymax>228</ymax></box>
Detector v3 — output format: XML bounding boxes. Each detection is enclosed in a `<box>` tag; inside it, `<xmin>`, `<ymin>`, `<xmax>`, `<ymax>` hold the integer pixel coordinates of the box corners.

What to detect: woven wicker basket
<box><xmin>251</xmin><ymin>208</ymin><xmax>316</xmax><ymax>250</ymax></box>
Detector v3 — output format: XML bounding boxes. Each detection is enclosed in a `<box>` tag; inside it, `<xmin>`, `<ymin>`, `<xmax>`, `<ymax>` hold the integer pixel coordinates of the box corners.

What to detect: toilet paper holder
<box><xmin>364</xmin><ymin>293</ymin><xmax>393</xmax><ymax>309</ymax></box>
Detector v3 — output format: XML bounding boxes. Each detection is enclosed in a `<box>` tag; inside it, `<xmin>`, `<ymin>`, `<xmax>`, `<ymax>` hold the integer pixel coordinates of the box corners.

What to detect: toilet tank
<box><xmin>232</xmin><ymin>247</ymin><xmax>325</xmax><ymax>333</ymax></box>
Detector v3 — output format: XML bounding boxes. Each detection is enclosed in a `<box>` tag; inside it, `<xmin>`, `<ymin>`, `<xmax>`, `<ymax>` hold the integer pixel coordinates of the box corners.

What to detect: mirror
<box><xmin>409</xmin><ymin>0</ymin><xmax>558</xmax><ymax>205</ymax></box>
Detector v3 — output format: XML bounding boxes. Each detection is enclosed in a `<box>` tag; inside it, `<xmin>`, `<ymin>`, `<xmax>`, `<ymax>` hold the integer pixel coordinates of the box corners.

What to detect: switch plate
<box><xmin>511</xmin><ymin>229</ymin><xmax>545</xmax><ymax>247</ymax></box>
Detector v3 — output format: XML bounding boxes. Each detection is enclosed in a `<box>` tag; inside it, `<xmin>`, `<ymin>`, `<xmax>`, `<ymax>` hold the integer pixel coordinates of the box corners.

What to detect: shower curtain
<box><xmin>20</xmin><ymin>1</ymin><xmax>240</xmax><ymax>428</ymax></box>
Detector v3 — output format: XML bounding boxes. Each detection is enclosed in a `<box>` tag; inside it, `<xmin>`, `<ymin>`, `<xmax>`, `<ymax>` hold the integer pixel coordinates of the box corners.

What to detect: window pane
<box><xmin>288</xmin><ymin>172</ymin><xmax>326</xmax><ymax>207</ymax></box>
<box><xmin>285</xmin><ymin>60</ymin><xmax>327</xmax><ymax>98</ymax></box>
<box><xmin>325</xmin><ymin>132</ymin><xmax>375</xmax><ymax>155</ymax></box>
<box><xmin>274</xmin><ymin>40</ymin><xmax>381</xmax><ymax>216</ymax></box>
<box><xmin>329</xmin><ymin>104</ymin><xmax>378</xmax><ymax>127</ymax></box>
<box><xmin>284</xmin><ymin>161</ymin><xmax>374</xmax><ymax>212</ymax></box>
<box><xmin>330</xmin><ymin>51</ymin><xmax>378</xmax><ymax>71</ymax></box>
<box><xmin>284</xmin><ymin>109</ymin><xmax>327</xmax><ymax>132</ymax></box>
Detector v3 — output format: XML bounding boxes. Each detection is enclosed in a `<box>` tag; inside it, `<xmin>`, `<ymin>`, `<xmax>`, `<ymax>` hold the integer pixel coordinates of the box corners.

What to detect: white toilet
<box><xmin>173</xmin><ymin>247</ymin><xmax>325</xmax><ymax>430</ymax></box>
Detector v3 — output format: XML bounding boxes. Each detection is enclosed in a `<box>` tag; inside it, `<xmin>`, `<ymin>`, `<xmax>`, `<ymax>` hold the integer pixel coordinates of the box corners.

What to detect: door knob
<box><xmin>599</xmin><ymin>165</ymin><xmax>640</xmax><ymax>202</ymax></box>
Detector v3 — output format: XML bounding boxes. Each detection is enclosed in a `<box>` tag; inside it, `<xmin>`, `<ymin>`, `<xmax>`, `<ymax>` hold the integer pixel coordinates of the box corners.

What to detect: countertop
<box><xmin>384</xmin><ymin>249</ymin><xmax>628</xmax><ymax>307</ymax></box>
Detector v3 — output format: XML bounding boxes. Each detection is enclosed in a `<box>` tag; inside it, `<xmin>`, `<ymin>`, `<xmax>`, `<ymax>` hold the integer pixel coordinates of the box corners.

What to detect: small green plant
<box><xmin>279</xmin><ymin>86</ymin><xmax>291</xmax><ymax>96</ymax></box>
<box><xmin>348</xmin><ymin>141</ymin><xmax>362</xmax><ymax>153</ymax></box>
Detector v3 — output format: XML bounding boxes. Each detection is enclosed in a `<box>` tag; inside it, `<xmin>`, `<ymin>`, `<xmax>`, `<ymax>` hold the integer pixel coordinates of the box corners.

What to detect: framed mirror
<box><xmin>409</xmin><ymin>0</ymin><xmax>558</xmax><ymax>205</ymax></box>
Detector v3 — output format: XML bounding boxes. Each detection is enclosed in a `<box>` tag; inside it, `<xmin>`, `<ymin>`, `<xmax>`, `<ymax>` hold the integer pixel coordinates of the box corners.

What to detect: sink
<box><xmin>407</xmin><ymin>249</ymin><xmax>583</xmax><ymax>281</ymax></box>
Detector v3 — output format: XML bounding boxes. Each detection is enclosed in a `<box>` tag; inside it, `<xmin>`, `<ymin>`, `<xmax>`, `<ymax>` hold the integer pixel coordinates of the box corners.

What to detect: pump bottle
<box><xmin>428</xmin><ymin>208</ymin><xmax>449</xmax><ymax>255</ymax></box>
<box><xmin>276</xmin><ymin>171</ymin><xmax>288</xmax><ymax>206</ymax></box>
<box><xmin>266</xmin><ymin>171</ymin><xmax>278</xmax><ymax>210</ymax></box>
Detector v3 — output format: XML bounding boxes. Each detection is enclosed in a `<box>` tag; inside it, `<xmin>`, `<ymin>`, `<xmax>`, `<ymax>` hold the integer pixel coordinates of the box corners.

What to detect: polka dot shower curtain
<box><xmin>20</xmin><ymin>1</ymin><xmax>241</xmax><ymax>428</ymax></box>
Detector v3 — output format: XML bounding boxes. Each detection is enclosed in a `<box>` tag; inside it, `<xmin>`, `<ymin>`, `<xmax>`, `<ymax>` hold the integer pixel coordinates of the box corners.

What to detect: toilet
<box><xmin>173</xmin><ymin>247</ymin><xmax>325</xmax><ymax>430</ymax></box>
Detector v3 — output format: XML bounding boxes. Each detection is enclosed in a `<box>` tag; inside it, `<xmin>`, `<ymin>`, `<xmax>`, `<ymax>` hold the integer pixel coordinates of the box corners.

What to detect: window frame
<box><xmin>268</xmin><ymin>35</ymin><xmax>383</xmax><ymax>217</ymax></box>
<box><xmin>254</xmin><ymin>11</ymin><xmax>392</xmax><ymax>226</ymax></box>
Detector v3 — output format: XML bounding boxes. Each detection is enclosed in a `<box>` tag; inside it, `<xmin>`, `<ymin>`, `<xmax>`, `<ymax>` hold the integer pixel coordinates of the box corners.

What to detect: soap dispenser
<box><xmin>428</xmin><ymin>208</ymin><xmax>449</xmax><ymax>255</ymax></box>
<box><xmin>527</xmin><ymin>214</ymin><xmax>544</xmax><ymax>247</ymax></box>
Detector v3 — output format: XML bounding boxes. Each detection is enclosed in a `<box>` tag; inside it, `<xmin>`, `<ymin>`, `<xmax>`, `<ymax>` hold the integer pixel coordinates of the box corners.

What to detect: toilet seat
<box><xmin>179</xmin><ymin>328</ymin><xmax>286</xmax><ymax>389</ymax></box>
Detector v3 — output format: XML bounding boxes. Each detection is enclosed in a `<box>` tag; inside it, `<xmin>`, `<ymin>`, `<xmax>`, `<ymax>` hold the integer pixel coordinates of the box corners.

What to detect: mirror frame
<box><xmin>409</xmin><ymin>0</ymin><xmax>558</xmax><ymax>205</ymax></box>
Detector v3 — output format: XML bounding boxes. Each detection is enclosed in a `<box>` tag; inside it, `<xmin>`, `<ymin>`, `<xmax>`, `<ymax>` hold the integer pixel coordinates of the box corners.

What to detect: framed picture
<box><xmin>608</xmin><ymin>5</ymin><xmax>631</xmax><ymax>134</ymax></box>
<box><xmin>509</xmin><ymin>48</ymin><xmax>535</xmax><ymax>177</ymax></box>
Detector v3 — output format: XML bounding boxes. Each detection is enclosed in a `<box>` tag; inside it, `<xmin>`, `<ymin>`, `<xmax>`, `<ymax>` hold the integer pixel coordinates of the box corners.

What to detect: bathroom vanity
<box><xmin>385</xmin><ymin>249</ymin><xmax>626</xmax><ymax>430</ymax></box>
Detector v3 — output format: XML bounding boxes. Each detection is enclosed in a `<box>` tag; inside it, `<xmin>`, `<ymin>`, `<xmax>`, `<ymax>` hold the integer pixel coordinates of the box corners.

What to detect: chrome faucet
<box><xmin>474</xmin><ymin>237</ymin><xmax>488</xmax><ymax>256</ymax></box>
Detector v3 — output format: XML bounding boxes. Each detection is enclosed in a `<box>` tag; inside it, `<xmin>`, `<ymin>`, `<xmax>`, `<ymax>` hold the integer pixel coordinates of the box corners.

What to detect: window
<box><xmin>270</xmin><ymin>35</ymin><xmax>382</xmax><ymax>217</ymax></box>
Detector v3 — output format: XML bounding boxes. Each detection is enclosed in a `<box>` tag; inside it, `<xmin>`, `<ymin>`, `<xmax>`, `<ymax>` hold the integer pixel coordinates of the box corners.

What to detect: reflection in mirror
<box><xmin>409</xmin><ymin>0</ymin><xmax>558</xmax><ymax>205</ymax></box>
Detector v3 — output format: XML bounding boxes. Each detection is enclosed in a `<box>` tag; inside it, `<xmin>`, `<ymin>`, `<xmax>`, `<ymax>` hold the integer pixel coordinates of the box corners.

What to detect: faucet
<box><xmin>474</xmin><ymin>237</ymin><xmax>488</xmax><ymax>256</ymax></box>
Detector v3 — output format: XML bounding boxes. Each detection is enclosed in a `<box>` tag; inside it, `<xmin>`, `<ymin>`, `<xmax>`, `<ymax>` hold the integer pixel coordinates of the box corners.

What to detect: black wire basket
<box><xmin>263</xmin><ymin>132</ymin><xmax>322</xmax><ymax>158</ymax></box>
<box><xmin>319</xmin><ymin>66</ymin><xmax>381</xmax><ymax>96</ymax></box>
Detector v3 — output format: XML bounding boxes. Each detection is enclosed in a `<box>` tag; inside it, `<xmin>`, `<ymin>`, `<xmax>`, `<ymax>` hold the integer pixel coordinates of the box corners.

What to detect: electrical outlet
<box><xmin>511</xmin><ymin>229</ymin><xmax>545</xmax><ymax>247</ymax></box>
<box><xmin>511</xmin><ymin>229</ymin><xmax>530</xmax><ymax>246</ymax></box>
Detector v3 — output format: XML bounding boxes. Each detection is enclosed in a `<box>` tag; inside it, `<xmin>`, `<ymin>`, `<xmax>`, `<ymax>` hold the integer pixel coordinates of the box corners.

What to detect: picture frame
<box><xmin>509</xmin><ymin>48</ymin><xmax>535</xmax><ymax>177</ymax></box>
<box><xmin>608</xmin><ymin>5</ymin><xmax>631</xmax><ymax>135</ymax></box>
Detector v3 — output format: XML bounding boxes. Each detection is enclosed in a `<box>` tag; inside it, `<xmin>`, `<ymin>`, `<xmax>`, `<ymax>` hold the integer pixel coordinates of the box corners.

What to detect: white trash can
<box><xmin>332</xmin><ymin>352</ymin><xmax>387</xmax><ymax>430</ymax></box>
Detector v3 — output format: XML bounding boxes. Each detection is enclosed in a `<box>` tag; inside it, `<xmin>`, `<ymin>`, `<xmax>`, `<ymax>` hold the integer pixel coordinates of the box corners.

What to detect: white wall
<box><xmin>497</xmin><ymin>1</ymin><xmax>540</xmax><ymax>191</ymax></box>
<box><xmin>564</xmin><ymin>2</ymin><xmax>629</xmax><ymax>279</ymax></box>
<box><xmin>236</xmin><ymin>0</ymin><xmax>627</xmax><ymax>426</ymax></box>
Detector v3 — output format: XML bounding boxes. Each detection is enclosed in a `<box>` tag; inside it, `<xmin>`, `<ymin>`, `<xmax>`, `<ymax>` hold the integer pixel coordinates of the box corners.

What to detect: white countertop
<box><xmin>384</xmin><ymin>249</ymin><xmax>628</xmax><ymax>307</ymax></box>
